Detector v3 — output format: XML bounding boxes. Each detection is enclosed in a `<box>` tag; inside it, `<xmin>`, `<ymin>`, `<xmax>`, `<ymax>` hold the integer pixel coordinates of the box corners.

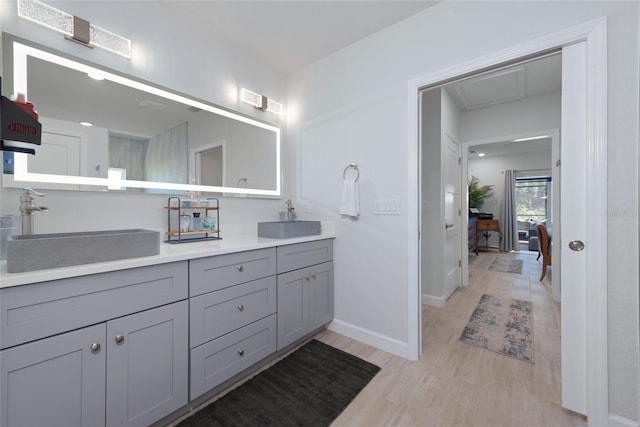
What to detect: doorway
<box><xmin>410</xmin><ymin>19</ymin><xmax>608</xmax><ymax>425</ymax></box>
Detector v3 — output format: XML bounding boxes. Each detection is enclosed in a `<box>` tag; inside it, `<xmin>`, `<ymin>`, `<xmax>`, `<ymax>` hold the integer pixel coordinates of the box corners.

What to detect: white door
<box><xmin>4</xmin><ymin>130</ymin><xmax>82</xmax><ymax>190</ymax></box>
<box><xmin>30</xmin><ymin>131</ymin><xmax>81</xmax><ymax>176</ymax></box>
<box><xmin>560</xmin><ymin>41</ymin><xmax>588</xmax><ymax>415</ymax></box>
<box><xmin>443</xmin><ymin>134</ymin><xmax>461</xmax><ymax>300</ymax></box>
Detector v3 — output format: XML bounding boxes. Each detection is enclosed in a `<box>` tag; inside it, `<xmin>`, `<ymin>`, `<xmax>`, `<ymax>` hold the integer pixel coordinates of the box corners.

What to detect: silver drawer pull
<box><xmin>237</xmin><ymin>349</ymin><xmax>245</xmax><ymax>356</ymax></box>
<box><xmin>304</xmin><ymin>276</ymin><xmax>310</xmax><ymax>281</ymax></box>
<box><xmin>311</xmin><ymin>274</ymin><xmax>316</xmax><ymax>280</ymax></box>
<box><xmin>237</xmin><ymin>304</ymin><xmax>244</xmax><ymax>311</ymax></box>
<box><xmin>237</xmin><ymin>265</ymin><xmax>244</xmax><ymax>272</ymax></box>
<box><xmin>114</xmin><ymin>335</ymin><xmax>125</xmax><ymax>345</ymax></box>
<box><xmin>90</xmin><ymin>342</ymin><xmax>101</xmax><ymax>353</ymax></box>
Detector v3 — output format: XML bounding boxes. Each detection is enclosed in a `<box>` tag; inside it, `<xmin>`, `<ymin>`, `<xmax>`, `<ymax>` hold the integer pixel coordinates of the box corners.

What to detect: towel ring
<box><xmin>343</xmin><ymin>163</ymin><xmax>360</xmax><ymax>182</ymax></box>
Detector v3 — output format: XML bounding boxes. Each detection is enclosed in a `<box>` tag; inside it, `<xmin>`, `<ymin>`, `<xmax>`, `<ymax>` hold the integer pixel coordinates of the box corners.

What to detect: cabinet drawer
<box><xmin>0</xmin><ymin>262</ymin><xmax>188</xmax><ymax>349</ymax></box>
<box><xmin>477</xmin><ymin>219</ymin><xmax>499</xmax><ymax>231</ymax></box>
<box><xmin>189</xmin><ymin>248</ymin><xmax>276</xmax><ymax>296</ymax></box>
<box><xmin>190</xmin><ymin>314</ymin><xmax>276</xmax><ymax>400</ymax></box>
<box><xmin>190</xmin><ymin>276</ymin><xmax>276</xmax><ymax>348</ymax></box>
<box><xmin>276</xmin><ymin>239</ymin><xmax>333</xmax><ymax>274</ymax></box>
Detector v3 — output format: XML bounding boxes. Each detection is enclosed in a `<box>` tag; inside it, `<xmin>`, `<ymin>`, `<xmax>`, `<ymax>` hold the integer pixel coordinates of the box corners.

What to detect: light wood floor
<box><xmin>318</xmin><ymin>250</ymin><xmax>586</xmax><ymax>427</ymax></box>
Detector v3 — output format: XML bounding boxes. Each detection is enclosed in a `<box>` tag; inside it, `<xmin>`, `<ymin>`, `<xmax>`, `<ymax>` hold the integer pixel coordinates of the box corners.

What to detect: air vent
<box><xmin>138</xmin><ymin>100</ymin><xmax>166</xmax><ymax>110</ymax></box>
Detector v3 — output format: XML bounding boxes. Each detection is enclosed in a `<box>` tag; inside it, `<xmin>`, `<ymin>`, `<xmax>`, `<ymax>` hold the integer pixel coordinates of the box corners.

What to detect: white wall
<box><xmin>0</xmin><ymin>0</ymin><xmax>288</xmax><ymax>233</ymax></box>
<box><xmin>287</xmin><ymin>1</ymin><xmax>639</xmax><ymax>421</ymax></box>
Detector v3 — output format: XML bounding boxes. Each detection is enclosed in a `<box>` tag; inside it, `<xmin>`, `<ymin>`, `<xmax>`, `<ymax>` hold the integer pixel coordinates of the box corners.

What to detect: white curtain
<box><xmin>502</xmin><ymin>170</ymin><xmax>519</xmax><ymax>251</ymax></box>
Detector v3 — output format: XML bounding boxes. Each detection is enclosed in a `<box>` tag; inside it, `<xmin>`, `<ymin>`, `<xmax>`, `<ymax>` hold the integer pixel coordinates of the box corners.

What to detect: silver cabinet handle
<box><xmin>237</xmin><ymin>304</ymin><xmax>244</xmax><ymax>311</ymax></box>
<box><xmin>114</xmin><ymin>335</ymin><xmax>125</xmax><ymax>345</ymax></box>
<box><xmin>237</xmin><ymin>265</ymin><xmax>244</xmax><ymax>272</ymax></box>
<box><xmin>237</xmin><ymin>349</ymin><xmax>244</xmax><ymax>356</ymax></box>
<box><xmin>311</xmin><ymin>274</ymin><xmax>316</xmax><ymax>280</ymax></box>
<box><xmin>90</xmin><ymin>342</ymin><xmax>101</xmax><ymax>353</ymax></box>
<box><xmin>304</xmin><ymin>276</ymin><xmax>310</xmax><ymax>281</ymax></box>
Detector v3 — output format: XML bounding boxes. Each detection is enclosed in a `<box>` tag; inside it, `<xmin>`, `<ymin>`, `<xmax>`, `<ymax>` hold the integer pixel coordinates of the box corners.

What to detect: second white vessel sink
<box><xmin>257</xmin><ymin>221</ymin><xmax>321</xmax><ymax>239</ymax></box>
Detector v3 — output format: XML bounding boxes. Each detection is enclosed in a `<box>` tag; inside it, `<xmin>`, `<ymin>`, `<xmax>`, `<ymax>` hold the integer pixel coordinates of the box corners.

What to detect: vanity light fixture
<box><xmin>478</xmin><ymin>153</ymin><xmax>486</xmax><ymax>157</ymax></box>
<box><xmin>17</xmin><ymin>0</ymin><xmax>131</xmax><ymax>58</ymax></box>
<box><xmin>240</xmin><ymin>88</ymin><xmax>282</xmax><ymax>115</ymax></box>
<box><xmin>79</xmin><ymin>122</ymin><xmax>93</xmax><ymax>127</ymax></box>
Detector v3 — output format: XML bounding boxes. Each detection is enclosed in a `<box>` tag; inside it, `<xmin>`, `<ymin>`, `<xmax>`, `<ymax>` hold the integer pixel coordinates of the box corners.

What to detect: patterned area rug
<box><xmin>460</xmin><ymin>294</ymin><xmax>534</xmax><ymax>363</ymax></box>
<box><xmin>488</xmin><ymin>257</ymin><xmax>523</xmax><ymax>274</ymax></box>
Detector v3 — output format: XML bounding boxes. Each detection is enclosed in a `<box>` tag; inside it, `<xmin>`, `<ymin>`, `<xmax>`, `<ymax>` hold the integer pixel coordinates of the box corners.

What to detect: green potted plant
<box><xmin>468</xmin><ymin>176</ymin><xmax>494</xmax><ymax>210</ymax></box>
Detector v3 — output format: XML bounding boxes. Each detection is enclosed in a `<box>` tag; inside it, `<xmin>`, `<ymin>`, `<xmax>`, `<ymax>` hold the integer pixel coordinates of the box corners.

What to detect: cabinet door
<box><xmin>277</xmin><ymin>269</ymin><xmax>307</xmax><ymax>349</ymax></box>
<box><xmin>276</xmin><ymin>262</ymin><xmax>334</xmax><ymax>350</ymax></box>
<box><xmin>307</xmin><ymin>262</ymin><xmax>334</xmax><ymax>331</ymax></box>
<box><xmin>106</xmin><ymin>301</ymin><xmax>188</xmax><ymax>427</ymax></box>
<box><xmin>1</xmin><ymin>324</ymin><xmax>106</xmax><ymax>427</ymax></box>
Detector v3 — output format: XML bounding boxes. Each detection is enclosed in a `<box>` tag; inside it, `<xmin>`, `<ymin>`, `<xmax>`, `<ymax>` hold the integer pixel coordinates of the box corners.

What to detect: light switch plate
<box><xmin>374</xmin><ymin>198</ymin><xmax>400</xmax><ymax>215</ymax></box>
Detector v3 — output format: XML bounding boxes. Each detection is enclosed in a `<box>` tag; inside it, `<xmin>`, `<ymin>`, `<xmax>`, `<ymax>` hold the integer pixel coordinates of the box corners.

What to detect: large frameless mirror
<box><xmin>2</xmin><ymin>37</ymin><xmax>281</xmax><ymax>197</ymax></box>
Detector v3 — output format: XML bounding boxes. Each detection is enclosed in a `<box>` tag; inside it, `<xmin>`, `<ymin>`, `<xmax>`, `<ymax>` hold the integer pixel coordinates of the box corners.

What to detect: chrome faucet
<box><xmin>19</xmin><ymin>188</ymin><xmax>49</xmax><ymax>235</ymax></box>
<box><xmin>285</xmin><ymin>199</ymin><xmax>295</xmax><ymax>222</ymax></box>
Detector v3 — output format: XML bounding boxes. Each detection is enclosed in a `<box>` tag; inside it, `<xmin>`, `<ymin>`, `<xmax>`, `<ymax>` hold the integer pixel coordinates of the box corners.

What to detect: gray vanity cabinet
<box><xmin>276</xmin><ymin>240</ymin><xmax>334</xmax><ymax>350</ymax></box>
<box><xmin>0</xmin><ymin>262</ymin><xmax>189</xmax><ymax>427</ymax></box>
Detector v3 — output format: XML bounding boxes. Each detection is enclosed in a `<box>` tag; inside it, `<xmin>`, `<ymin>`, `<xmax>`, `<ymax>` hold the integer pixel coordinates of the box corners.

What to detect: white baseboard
<box><xmin>422</xmin><ymin>293</ymin><xmax>445</xmax><ymax>308</ymax></box>
<box><xmin>609</xmin><ymin>414</ymin><xmax>640</xmax><ymax>427</ymax></box>
<box><xmin>327</xmin><ymin>319</ymin><xmax>413</xmax><ymax>360</ymax></box>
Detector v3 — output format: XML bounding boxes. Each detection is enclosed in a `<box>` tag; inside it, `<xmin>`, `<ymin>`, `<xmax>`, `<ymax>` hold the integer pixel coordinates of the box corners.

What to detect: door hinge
<box><xmin>458</xmin><ymin>260</ymin><xmax>462</xmax><ymax>267</ymax></box>
<box><xmin>458</xmin><ymin>209</ymin><xmax>461</xmax><ymax>216</ymax></box>
<box><xmin>458</xmin><ymin>157</ymin><xmax>462</xmax><ymax>165</ymax></box>
<box><xmin>556</xmin><ymin>159</ymin><xmax>561</xmax><ymax>167</ymax></box>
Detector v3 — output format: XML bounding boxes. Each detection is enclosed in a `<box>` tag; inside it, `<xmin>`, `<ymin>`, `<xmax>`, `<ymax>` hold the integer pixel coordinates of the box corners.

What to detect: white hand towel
<box><xmin>339</xmin><ymin>176</ymin><xmax>359</xmax><ymax>217</ymax></box>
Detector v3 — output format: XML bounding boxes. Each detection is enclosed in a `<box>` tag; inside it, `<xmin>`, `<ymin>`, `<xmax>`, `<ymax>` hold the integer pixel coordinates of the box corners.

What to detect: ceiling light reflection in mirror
<box><xmin>9</xmin><ymin>41</ymin><xmax>281</xmax><ymax>197</ymax></box>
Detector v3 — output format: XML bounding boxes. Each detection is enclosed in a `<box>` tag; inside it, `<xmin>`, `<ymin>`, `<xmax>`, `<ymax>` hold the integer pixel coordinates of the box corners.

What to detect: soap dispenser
<box><xmin>191</xmin><ymin>212</ymin><xmax>202</xmax><ymax>231</ymax></box>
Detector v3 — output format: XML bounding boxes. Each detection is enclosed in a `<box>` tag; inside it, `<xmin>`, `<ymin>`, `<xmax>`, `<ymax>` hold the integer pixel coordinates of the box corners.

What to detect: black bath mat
<box><xmin>177</xmin><ymin>339</ymin><xmax>381</xmax><ymax>427</ymax></box>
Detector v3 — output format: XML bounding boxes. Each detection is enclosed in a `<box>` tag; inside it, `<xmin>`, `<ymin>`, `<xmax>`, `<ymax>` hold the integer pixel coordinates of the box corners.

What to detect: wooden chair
<box><xmin>537</xmin><ymin>224</ymin><xmax>552</xmax><ymax>281</ymax></box>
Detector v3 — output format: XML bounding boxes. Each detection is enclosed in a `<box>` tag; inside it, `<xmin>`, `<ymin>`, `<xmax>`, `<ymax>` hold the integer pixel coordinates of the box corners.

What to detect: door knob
<box><xmin>569</xmin><ymin>240</ymin><xmax>585</xmax><ymax>251</ymax></box>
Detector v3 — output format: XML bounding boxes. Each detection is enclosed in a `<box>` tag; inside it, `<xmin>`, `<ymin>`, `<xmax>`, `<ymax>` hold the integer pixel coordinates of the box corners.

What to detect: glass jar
<box><xmin>191</xmin><ymin>212</ymin><xmax>202</xmax><ymax>231</ymax></box>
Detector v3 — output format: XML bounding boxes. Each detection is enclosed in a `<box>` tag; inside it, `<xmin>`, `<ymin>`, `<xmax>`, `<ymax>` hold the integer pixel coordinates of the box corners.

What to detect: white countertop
<box><xmin>0</xmin><ymin>231</ymin><xmax>335</xmax><ymax>289</ymax></box>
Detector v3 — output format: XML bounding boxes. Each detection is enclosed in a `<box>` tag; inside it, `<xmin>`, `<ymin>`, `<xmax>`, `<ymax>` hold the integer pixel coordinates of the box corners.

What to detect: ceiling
<box><xmin>159</xmin><ymin>1</ymin><xmax>441</xmax><ymax>74</ymax></box>
<box><xmin>448</xmin><ymin>53</ymin><xmax>562</xmax><ymax>112</ymax></box>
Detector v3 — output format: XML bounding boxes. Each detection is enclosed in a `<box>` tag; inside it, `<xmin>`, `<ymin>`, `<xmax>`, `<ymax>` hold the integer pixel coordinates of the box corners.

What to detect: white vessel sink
<box><xmin>6</xmin><ymin>229</ymin><xmax>160</xmax><ymax>273</ymax></box>
<box><xmin>257</xmin><ymin>221</ymin><xmax>321</xmax><ymax>239</ymax></box>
